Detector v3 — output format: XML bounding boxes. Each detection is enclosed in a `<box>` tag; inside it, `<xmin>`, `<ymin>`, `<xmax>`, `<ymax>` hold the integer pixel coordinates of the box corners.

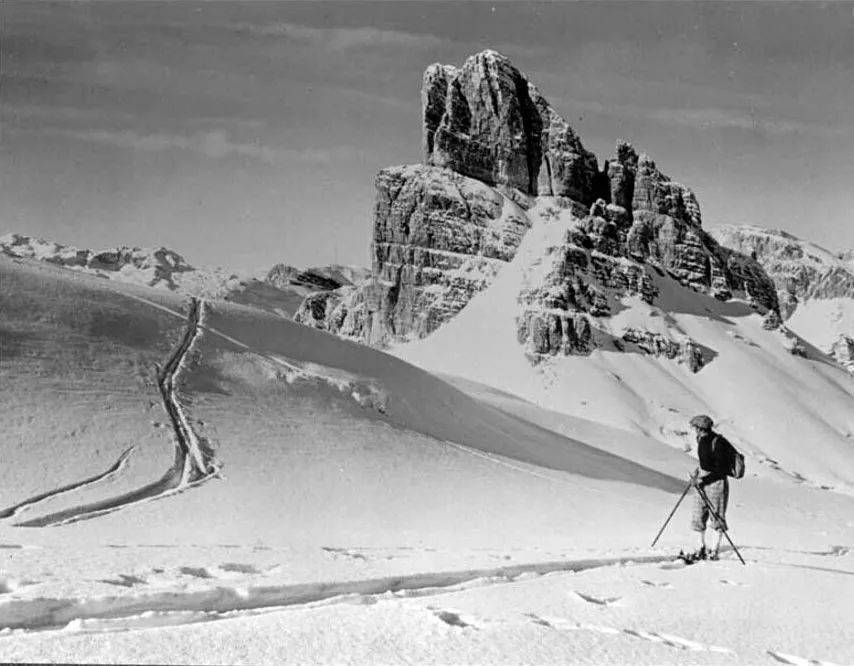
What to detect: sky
<box><xmin>2</xmin><ymin>2</ymin><xmax>853</xmax><ymax>271</ymax></box>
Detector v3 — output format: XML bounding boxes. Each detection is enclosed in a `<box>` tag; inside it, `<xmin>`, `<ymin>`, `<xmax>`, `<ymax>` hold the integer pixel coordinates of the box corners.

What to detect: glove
<box><xmin>688</xmin><ymin>469</ymin><xmax>703</xmax><ymax>488</ymax></box>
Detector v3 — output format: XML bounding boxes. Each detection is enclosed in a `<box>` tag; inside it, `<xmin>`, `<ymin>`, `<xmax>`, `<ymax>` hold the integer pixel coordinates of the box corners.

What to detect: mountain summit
<box><xmin>297</xmin><ymin>50</ymin><xmax>777</xmax><ymax>362</ymax></box>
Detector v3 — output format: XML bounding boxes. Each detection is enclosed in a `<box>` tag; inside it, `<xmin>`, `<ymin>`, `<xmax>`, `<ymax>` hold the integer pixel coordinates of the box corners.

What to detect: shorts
<box><xmin>690</xmin><ymin>477</ymin><xmax>728</xmax><ymax>532</ymax></box>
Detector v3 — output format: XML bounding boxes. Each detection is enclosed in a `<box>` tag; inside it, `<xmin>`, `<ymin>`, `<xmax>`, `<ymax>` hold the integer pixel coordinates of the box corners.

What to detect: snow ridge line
<box><xmin>441</xmin><ymin>440</ymin><xmax>665</xmax><ymax>508</ymax></box>
<box><xmin>0</xmin><ymin>447</ymin><xmax>134</xmax><ymax>520</ymax></box>
<box><xmin>0</xmin><ymin>553</ymin><xmax>681</xmax><ymax>633</ymax></box>
<box><xmin>12</xmin><ymin>299</ymin><xmax>219</xmax><ymax>528</ymax></box>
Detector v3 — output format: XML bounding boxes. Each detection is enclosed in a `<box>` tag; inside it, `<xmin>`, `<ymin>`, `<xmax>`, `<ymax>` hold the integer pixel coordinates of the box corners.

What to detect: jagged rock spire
<box><xmin>422</xmin><ymin>50</ymin><xmax>599</xmax><ymax>204</ymax></box>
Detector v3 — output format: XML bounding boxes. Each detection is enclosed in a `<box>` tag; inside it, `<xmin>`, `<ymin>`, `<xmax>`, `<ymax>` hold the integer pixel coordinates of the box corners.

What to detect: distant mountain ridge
<box><xmin>0</xmin><ymin>233</ymin><xmax>366</xmax><ymax>318</ymax></box>
<box><xmin>710</xmin><ymin>225</ymin><xmax>854</xmax><ymax>314</ymax></box>
<box><xmin>710</xmin><ymin>225</ymin><xmax>854</xmax><ymax>371</ymax></box>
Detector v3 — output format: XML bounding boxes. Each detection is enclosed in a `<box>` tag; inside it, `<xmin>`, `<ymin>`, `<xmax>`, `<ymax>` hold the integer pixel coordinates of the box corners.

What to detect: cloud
<box><xmin>12</xmin><ymin>126</ymin><xmax>363</xmax><ymax>166</ymax></box>
<box><xmin>568</xmin><ymin>99</ymin><xmax>853</xmax><ymax>139</ymax></box>
<box><xmin>0</xmin><ymin>103</ymin><xmax>138</xmax><ymax>125</ymax></box>
<box><xmin>236</xmin><ymin>21</ymin><xmax>446</xmax><ymax>51</ymax></box>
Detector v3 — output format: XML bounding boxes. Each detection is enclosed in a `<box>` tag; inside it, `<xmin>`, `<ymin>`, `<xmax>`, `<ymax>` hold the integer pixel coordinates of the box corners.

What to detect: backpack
<box><xmin>714</xmin><ymin>435</ymin><xmax>745</xmax><ymax>479</ymax></box>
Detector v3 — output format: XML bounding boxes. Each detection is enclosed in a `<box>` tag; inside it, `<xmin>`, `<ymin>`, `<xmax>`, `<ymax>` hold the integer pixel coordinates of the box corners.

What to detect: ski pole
<box><xmin>651</xmin><ymin>481</ymin><xmax>693</xmax><ymax>547</ymax></box>
<box><xmin>696</xmin><ymin>484</ymin><xmax>746</xmax><ymax>566</ymax></box>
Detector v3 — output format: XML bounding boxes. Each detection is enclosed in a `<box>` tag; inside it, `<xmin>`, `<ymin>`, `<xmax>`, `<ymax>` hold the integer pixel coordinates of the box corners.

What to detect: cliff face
<box><xmin>295</xmin><ymin>165</ymin><xmax>530</xmax><ymax>344</ymax></box>
<box><xmin>710</xmin><ymin>225</ymin><xmax>854</xmax><ymax>372</ymax></box>
<box><xmin>710</xmin><ymin>225</ymin><xmax>854</xmax><ymax>317</ymax></box>
<box><xmin>422</xmin><ymin>50</ymin><xmax>599</xmax><ymax>204</ymax></box>
<box><xmin>514</xmin><ymin>189</ymin><xmax>776</xmax><ymax>365</ymax></box>
<box><xmin>297</xmin><ymin>50</ymin><xmax>780</xmax><ymax>373</ymax></box>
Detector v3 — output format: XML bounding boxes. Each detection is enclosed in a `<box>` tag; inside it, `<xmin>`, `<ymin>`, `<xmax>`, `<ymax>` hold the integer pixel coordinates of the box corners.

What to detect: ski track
<box><xmin>0</xmin><ymin>552</ymin><xmax>684</xmax><ymax>634</ymax></box>
<box><xmin>0</xmin><ymin>447</ymin><xmax>134</xmax><ymax>520</ymax></box>
<box><xmin>7</xmin><ymin>297</ymin><xmax>219</xmax><ymax>528</ymax></box>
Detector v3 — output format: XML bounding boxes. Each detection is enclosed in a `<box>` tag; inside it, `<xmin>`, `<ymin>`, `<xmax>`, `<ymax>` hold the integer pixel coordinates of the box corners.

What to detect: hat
<box><xmin>689</xmin><ymin>414</ymin><xmax>714</xmax><ymax>430</ymax></box>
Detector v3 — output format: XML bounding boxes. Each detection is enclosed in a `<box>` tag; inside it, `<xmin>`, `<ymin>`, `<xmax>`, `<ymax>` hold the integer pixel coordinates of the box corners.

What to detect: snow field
<box><xmin>1</xmin><ymin>253</ymin><xmax>853</xmax><ymax>664</ymax></box>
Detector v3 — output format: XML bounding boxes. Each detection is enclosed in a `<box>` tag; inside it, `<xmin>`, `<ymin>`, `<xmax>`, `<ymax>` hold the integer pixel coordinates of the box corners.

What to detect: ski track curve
<box><xmin>7</xmin><ymin>297</ymin><xmax>220</xmax><ymax>528</ymax></box>
<box><xmin>0</xmin><ymin>447</ymin><xmax>134</xmax><ymax>520</ymax></box>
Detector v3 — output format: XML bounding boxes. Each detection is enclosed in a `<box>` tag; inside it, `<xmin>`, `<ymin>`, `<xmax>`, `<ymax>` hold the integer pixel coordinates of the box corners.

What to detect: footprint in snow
<box><xmin>322</xmin><ymin>546</ymin><xmax>368</xmax><ymax>561</ymax></box>
<box><xmin>573</xmin><ymin>591</ymin><xmax>622</xmax><ymax>606</ymax></box>
<box><xmin>524</xmin><ymin>613</ymin><xmax>554</xmax><ymax>628</ymax></box>
<box><xmin>99</xmin><ymin>573</ymin><xmax>147</xmax><ymax>588</ymax></box>
<box><xmin>430</xmin><ymin>607</ymin><xmax>478</xmax><ymax>629</ymax></box>
<box><xmin>623</xmin><ymin>628</ymin><xmax>732</xmax><ymax>653</ymax></box>
<box><xmin>815</xmin><ymin>545</ymin><xmax>850</xmax><ymax>557</ymax></box>
<box><xmin>219</xmin><ymin>563</ymin><xmax>260</xmax><ymax>574</ymax></box>
<box><xmin>178</xmin><ymin>566</ymin><xmax>215</xmax><ymax>579</ymax></box>
<box><xmin>767</xmin><ymin>649</ymin><xmax>841</xmax><ymax>666</ymax></box>
<box><xmin>640</xmin><ymin>579</ymin><xmax>673</xmax><ymax>589</ymax></box>
<box><xmin>530</xmin><ymin>615</ymin><xmax>733</xmax><ymax>654</ymax></box>
<box><xmin>719</xmin><ymin>578</ymin><xmax>748</xmax><ymax>587</ymax></box>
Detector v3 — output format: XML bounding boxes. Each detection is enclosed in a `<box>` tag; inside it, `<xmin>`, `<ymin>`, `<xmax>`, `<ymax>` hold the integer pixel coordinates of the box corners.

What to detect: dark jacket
<box><xmin>697</xmin><ymin>431</ymin><xmax>730</xmax><ymax>485</ymax></box>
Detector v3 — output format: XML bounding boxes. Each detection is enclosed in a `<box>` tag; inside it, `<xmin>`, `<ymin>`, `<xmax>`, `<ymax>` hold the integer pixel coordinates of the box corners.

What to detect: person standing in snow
<box><xmin>687</xmin><ymin>414</ymin><xmax>730</xmax><ymax>561</ymax></box>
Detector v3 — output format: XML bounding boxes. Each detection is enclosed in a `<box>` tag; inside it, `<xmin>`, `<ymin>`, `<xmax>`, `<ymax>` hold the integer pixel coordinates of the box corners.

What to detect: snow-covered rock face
<box><xmin>0</xmin><ymin>234</ymin><xmax>193</xmax><ymax>289</ymax></box>
<box><xmin>298</xmin><ymin>50</ymin><xmax>779</xmax><ymax>365</ymax></box>
<box><xmin>711</xmin><ymin>225</ymin><xmax>854</xmax><ymax>314</ymax></box>
<box><xmin>514</xmin><ymin>196</ymin><xmax>776</xmax><ymax>367</ymax></box>
<box><xmin>710</xmin><ymin>225</ymin><xmax>854</xmax><ymax>372</ymax></box>
<box><xmin>1</xmin><ymin>233</ymin><xmax>195</xmax><ymax>289</ymax></box>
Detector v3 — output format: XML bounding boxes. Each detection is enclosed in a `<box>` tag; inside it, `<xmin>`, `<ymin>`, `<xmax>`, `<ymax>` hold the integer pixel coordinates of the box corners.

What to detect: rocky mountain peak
<box><xmin>422</xmin><ymin>49</ymin><xmax>599</xmax><ymax>204</ymax></box>
<box><xmin>296</xmin><ymin>49</ymin><xmax>781</xmax><ymax>371</ymax></box>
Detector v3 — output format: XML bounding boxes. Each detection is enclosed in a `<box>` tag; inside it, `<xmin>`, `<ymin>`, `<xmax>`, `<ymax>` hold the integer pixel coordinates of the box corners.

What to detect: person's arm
<box><xmin>695</xmin><ymin>440</ymin><xmax>714</xmax><ymax>486</ymax></box>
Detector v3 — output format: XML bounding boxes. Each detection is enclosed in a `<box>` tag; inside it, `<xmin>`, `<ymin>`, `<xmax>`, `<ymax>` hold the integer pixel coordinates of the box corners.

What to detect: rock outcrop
<box><xmin>620</xmin><ymin>327</ymin><xmax>709</xmax><ymax>373</ymax></box>
<box><xmin>266</xmin><ymin>264</ymin><xmax>368</xmax><ymax>292</ymax></box>
<box><xmin>831</xmin><ymin>334</ymin><xmax>854</xmax><ymax>373</ymax></box>
<box><xmin>514</xmin><ymin>182</ymin><xmax>778</xmax><ymax>367</ymax></box>
<box><xmin>294</xmin><ymin>165</ymin><xmax>530</xmax><ymax>344</ymax></box>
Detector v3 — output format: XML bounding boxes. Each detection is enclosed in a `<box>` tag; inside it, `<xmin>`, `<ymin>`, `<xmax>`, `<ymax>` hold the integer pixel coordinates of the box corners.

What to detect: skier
<box><xmin>686</xmin><ymin>414</ymin><xmax>730</xmax><ymax>561</ymax></box>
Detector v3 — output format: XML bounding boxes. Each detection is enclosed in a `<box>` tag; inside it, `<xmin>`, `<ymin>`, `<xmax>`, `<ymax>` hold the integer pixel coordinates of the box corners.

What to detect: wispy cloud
<box><xmin>0</xmin><ymin>103</ymin><xmax>138</xmax><ymax>125</ymax></box>
<box><xmin>569</xmin><ymin>99</ymin><xmax>853</xmax><ymax>139</ymax></box>
<box><xmin>236</xmin><ymin>21</ymin><xmax>446</xmax><ymax>50</ymax></box>
<box><xmin>11</xmin><ymin>126</ymin><xmax>363</xmax><ymax>166</ymax></box>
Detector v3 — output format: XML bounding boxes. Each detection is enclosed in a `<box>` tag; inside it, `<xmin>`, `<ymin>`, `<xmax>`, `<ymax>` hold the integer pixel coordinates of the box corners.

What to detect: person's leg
<box><xmin>711</xmin><ymin>531</ymin><xmax>724</xmax><ymax>557</ymax></box>
<box><xmin>707</xmin><ymin>479</ymin><xmax>728</xmax><ymax>559</ymax></box>
<box><xmin>690</xmin><ymin>489</ymin><xmax>708</xmax><ymax>558</ymax></box>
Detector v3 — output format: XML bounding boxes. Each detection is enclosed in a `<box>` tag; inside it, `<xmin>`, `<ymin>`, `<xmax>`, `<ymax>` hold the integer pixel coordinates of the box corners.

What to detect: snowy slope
<box><xmin>397</xmin><ymin>207</ymin><xmax>854</xmax><ymax>491</ymax></box>
<box><xmin>1</xmin><ymin>254</ymin><xmax>853</xmax><ymax>664</ymax></box>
